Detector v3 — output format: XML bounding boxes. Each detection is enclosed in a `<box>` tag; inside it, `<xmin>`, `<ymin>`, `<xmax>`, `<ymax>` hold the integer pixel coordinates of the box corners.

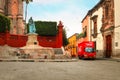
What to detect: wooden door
<box><xmin>105</xmin><ymin>35</ymin><xmax>112</xmax><ymax>58</ymax></box>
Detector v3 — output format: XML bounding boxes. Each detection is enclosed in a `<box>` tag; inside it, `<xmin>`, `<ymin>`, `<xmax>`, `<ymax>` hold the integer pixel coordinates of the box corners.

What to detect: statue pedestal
<box><xmin>26</xmin><ymin>33</ymin><xmax>39</xmax><ymax>46</ymax></box>
<box><xmin>20</xmin><ymin>33</ymin><xmax>55</xmax><ymax>59</ymax></box>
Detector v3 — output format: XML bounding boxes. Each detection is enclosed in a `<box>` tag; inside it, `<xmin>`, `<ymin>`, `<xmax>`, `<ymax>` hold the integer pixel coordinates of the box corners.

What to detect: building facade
<box><xmin>80</xmin><ymin>1</ymin><xmax>103</xmax><ymax>57</ymax></box>
<box><xmin>0</xmin><ymin>0</ymin><xmax>25</xmax><ymax>35</ymax></box>
<box><xmin>67</xmin><ymin>33</ymin><xmax>79</xmax><ymax>57</ymax></box>
<box><xmin>112</xmin><ymin>0</ymin><xmax>120</xmax><ymax>57</ymax></box>
<box><xmin>81</xmin><ymin>13</ymin><xmax>91</xmax><ymax>41</ymax></box>
<box><xmin>76</xmin><ymin>14</ymin><xmax>91</xmax><ymax>48</ymax></box>
<box><xmin>90</xmin><ymin>2</ymin><xmax>103</xmax><ymax>57</ymax></box>
<box><xmin>100</xmin><ymin>0</ymin><xmax>114</xmax><ymax>58</ymax></box>
<box><xmin>80</xmin><ymin>0</ymin><xmax>120</xmax><ymax>58</ymax></box>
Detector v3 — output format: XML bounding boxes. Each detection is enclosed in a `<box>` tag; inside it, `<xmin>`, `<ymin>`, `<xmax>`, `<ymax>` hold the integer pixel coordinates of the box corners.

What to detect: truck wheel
<box><xmin>92</xmin><ymin>58</ymin><xmax>95</xmax><ymax>60</ymax></box>
<box><xmin>82</xmin><ymin>56</ymin><xmax>85</xmax><ymax>60</ymax></box>
<box><xmin>78</xmin><ymin>56</ymin><xmax>81</xmax><ymax>59</ymax></box>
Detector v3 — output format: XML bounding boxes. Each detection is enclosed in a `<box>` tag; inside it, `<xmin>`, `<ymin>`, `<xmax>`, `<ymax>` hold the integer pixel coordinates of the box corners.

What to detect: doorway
<box><xmin>105</xmin><ymin>35</ymin><xmax>112</xmax><ymax>58</ymax></box>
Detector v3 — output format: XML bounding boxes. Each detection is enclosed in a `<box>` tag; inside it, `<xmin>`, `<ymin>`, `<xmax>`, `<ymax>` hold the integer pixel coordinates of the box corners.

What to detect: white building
<box><xmin>114</xmin><ymin>0</ymin><xmax>120</xmax><ymax>57</ymax></box>
<box><xmin>90</xmin><ymin>3</ymin><xmax>103</xmax><ymax>57</ymax></box>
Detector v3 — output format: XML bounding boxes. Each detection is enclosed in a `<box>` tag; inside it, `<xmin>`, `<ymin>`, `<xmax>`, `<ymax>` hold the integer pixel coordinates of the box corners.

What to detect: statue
<box><xmin>28</xmin><ymin>17</ymin><xmax>36</xmax><ymax>33</ymax></box>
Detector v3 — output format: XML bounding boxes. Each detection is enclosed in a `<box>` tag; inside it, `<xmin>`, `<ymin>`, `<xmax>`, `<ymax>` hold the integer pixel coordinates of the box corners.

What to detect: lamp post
<box><xmin>22</xmin><ymin>0</ymin><xmax>33</xmax><ymax>34</ymax></box>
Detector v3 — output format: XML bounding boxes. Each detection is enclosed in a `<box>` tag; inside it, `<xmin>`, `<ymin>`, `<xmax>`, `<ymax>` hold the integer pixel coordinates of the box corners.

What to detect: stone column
<box><xmin>7</xmin><ymin>0</ymin><xmax>12</xmax><ymax>17</ymax></box>
<box><xmin>17</xmin><ymin>0</ymin><xmax>24</xmax><ymax>34</ymax></box>
<box><xmin>7</xmin><ymin>0</ymin><xmax>13</xmax><ymax>34</ymax></box>
<box><xmin>18</xmin><ymin>0</ymin><xmax>23</xmax><ymax>16</ymax></box>
<box><xmin>17</xmin><ymin>18</ymin><xmax>24</xmax><ymax>34</ymax></box>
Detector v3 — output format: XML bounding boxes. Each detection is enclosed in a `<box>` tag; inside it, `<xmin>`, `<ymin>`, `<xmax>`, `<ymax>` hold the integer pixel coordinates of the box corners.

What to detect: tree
<box><xmin>63</xmin><ymin>28</ymin><xmax>69</xmax><ymax>47</ymax></box>
<box><xmin>0</xmin><ymin>14</ymin><xmax>10</xmax><ymax>33</ymax></box>
<box><xmin>22</xmin><ymin>0</ymin><xmax>33</xmax><ymax>34</ymax></box>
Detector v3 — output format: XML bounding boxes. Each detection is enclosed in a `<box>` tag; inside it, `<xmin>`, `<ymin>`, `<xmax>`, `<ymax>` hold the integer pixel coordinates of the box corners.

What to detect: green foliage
<box><xmin>0</xmin><ymin>14</ymin><xmax>10</xmax><ymax>33</ymax></box>
<box><xmin>63</xmin><ymin>28</ymin><xmax>69</xmax><ymax>46</ymax></box>
<box><xmin>77</xmin><ymin>33</ymin><xmax>86</xmax><ymax>39</ymax></box>
<box><xmin>83</xmin><ymin>31</ymin><xmax>87</xmax><ymax>38</ymax></box>
<box><xmin>34</xmin><ymin>21</ymin><xmax>58</xmax><ymax>36</ymax></box>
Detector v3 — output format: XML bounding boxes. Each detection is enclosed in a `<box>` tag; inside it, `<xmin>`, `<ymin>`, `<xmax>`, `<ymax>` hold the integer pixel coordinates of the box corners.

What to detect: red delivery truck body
<box><xmin>78</xmin><ymin>41</ymin><xmax>96</xmax><ymax>59</ymax></box>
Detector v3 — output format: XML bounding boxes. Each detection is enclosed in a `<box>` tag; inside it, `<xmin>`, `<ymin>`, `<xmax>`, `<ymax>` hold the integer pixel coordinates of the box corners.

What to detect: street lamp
<box><xmin>22</xmin><ymin>0</ymin><xmax>33</xmax><ymax>34</ymax></box>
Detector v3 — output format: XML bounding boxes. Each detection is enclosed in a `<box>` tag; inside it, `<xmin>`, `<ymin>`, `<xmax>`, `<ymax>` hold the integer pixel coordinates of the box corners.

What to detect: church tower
<box><xmin>0</xmin><ymin>0</ymin><xmax>25</xmax><ymax>35</ymax></box>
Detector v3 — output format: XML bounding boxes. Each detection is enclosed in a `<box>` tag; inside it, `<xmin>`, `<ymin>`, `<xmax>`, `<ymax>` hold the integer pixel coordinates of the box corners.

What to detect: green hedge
<box><xmin>34</xmin><ymin>21</ymin><xmax>58</xmax><ymax>36</ymax></box>
<box><xmin>0</xmin><ymin>14</ymin><xmax>10</xmax><ymax>33</ymax></box>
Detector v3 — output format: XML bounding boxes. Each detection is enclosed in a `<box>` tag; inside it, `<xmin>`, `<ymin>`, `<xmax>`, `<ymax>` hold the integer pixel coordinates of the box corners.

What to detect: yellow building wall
<box><xmin>68</xmin><ymin>34</ymin><xmax>77</xmax><ymax>57</ymax></box>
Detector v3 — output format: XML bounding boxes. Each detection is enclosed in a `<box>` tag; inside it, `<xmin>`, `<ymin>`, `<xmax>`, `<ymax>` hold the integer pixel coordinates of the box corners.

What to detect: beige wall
<box><xmin>91</xmin><ymin>7</ymin><xmax>103</xmax><ymax>57</ymax></box>
<box><xmin>114</xmin><ymin>0</ymin><xmax>120</xmax><ymax>57</ymax></box>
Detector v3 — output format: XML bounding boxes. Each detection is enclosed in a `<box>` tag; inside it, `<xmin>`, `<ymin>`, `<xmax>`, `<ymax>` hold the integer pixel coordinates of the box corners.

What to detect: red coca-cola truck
<box><xmin>78</xmin><ymin>41</ymin><xmax>96</xmax><ymax>59</ymax></box>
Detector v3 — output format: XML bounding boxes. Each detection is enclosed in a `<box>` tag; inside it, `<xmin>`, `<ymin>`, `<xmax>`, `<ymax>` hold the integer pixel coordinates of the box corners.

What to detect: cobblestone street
<box><xmin>0</xmin><ymin>59</ymin><xmax>120</xmax><ymax>80</ymax></box>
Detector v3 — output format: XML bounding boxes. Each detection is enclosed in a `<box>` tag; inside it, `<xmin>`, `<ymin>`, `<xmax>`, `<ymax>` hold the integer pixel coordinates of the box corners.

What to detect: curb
<box><xmin>96</xmin><ymin>58</ymin><xmax>120</xmax><ymax>62</ymax></box>
<box><xmin>108</xmin><ymin>58</ymin><xmax>120</xmax><ymax>62</ymax></box>
<box><xmin>0</xmin><ymin>59</ymin><xmax>78</xmax><ymax>62</ymax></box>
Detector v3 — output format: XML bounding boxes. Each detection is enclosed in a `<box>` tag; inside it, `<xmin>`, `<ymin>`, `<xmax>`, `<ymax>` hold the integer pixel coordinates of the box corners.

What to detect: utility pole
<box><xmin>22</xmin><ymin>0</ymin><xmax>33</xmax><ymax>34</ymax></box>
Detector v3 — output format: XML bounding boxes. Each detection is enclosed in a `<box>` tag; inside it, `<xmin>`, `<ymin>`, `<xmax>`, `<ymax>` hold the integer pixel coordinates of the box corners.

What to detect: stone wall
<box><xmin>0</xmin><ymin>45</ymin><xmax>19</xmax><ymax>59</ymax></box>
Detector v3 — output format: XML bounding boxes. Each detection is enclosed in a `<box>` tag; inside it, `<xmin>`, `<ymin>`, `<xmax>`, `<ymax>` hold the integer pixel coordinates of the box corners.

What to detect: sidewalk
<box><xmin>109</xmin><ymin>57</ymin><xmax>120</xmax><ymax>62</ymax></box>
<box><xmin>0</xmin><ymin>57</ymin><xmax>120</xmax><ymax>62</ymax></box>
<box><xmin>96</xmin><ymin>57</ymin><xmax>120</xmax><ymax>62</ymax></box>
<box><xmin>0</xmin><ymin>58</ymin><xmax>78</xmax><ymax>62</ymax></box>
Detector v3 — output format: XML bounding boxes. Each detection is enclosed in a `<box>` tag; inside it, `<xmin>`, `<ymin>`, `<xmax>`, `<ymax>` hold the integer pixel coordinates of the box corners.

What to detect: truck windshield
<box><xmin>85</xmin><ymin>47</ymin><xmax>94</xmax><ymax>53</ymax></box>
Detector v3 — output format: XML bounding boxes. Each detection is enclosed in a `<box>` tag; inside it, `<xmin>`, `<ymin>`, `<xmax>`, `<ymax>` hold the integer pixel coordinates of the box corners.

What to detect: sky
<box><xmin>24</xmin><ymin>0</ymin><xmax>100</xmax><ymax>37</ymax></box>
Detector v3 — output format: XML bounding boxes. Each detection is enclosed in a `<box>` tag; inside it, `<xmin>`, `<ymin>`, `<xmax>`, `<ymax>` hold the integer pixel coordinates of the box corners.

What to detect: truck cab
<box><xmin>78</xmin><ymin>41</ymin><xmax>96</xmax><ymax>59</ymax></box>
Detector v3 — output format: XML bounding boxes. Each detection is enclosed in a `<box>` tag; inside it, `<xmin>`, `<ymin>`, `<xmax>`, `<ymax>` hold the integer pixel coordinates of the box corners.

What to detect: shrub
<box><xmin>0</xmin><ymin>14</ymin><xmax>10</xmax><ymax>33</ymax></box>
<box><xmin>27</xmin><ymin>21</ymin><xmax>58</xmax><ymax>36</ymax></box>
<box><xmin>34</xmin><ymin>21</ymin><xmax>58</xmax><ymax>36</ymax></box>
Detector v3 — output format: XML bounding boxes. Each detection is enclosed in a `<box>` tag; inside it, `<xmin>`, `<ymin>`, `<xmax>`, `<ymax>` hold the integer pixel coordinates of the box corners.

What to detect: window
<box><xmin>94</xmin><ymin>21</ymin><xmax>97</xmax><ymax>36</ymax></box>
<box><xmin>92</xmin><ymin>15</ymin><xmax>98</xmax><ymax>38</ymax></box>
<box><xmin>83</xmin><ymin>26</ymin><xmax>87</xmax><ymax>37</ymax></box>
<box><xmin>85</xmin><ymin>47</ymin><xmax>94</xmax><ymax>53</ymax></box>
<box><xmin>115</xmin><ymin>42</ymin><xmax>118</xmax><ymax>47</ymax></box>
<box><xmin>105</xmin><ymin>5</ymin><xmax>109</xmax><ymax>19</ymax></box>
